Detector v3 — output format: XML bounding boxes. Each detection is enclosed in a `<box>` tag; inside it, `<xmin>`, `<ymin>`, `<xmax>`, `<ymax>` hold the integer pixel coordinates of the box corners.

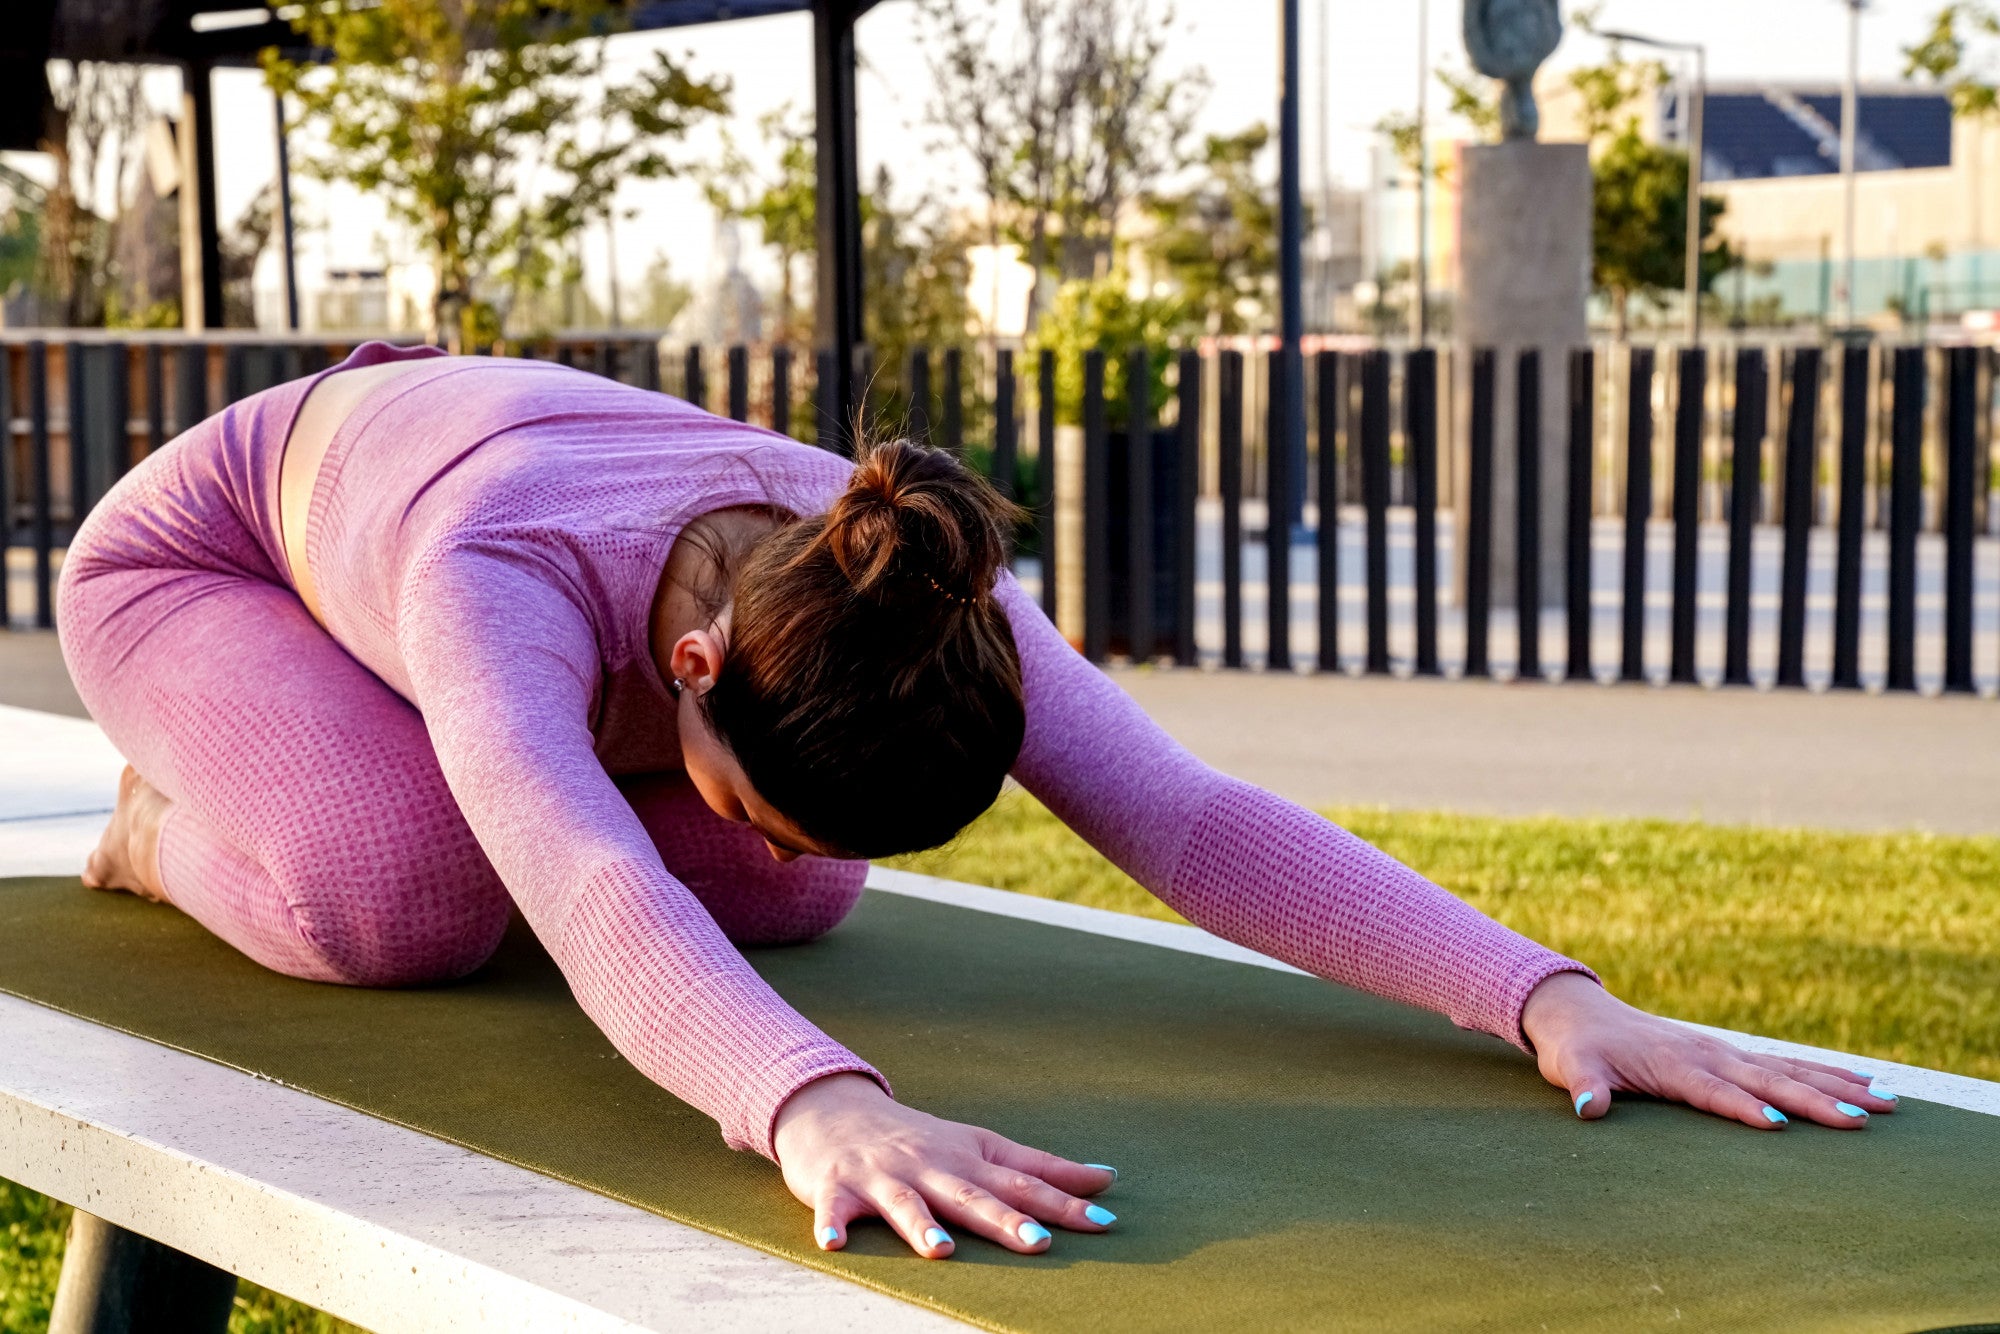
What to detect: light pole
<box><xmin>1596</xmin><ymin>28</ymin><xmax>1707</xmax><ymax>343</ymax></box>
<box><xmin>1413</xmin><ymin>0</ymin><xmax>1430</xmax><ymax>343</ymax></box>
<box><xmin>1839</xmin><ymin>0</ymin><xmax>1864</xmax><ymax>329</ymax></box>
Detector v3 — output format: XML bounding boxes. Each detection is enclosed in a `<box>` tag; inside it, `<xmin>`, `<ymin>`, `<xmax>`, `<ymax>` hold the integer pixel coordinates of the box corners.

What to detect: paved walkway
<box><xmin>1109</xmin><ymin>666</ymin><xmax>2000</xmax><ymax>834</ymax></box>
<box><xmin>6</xmin><ymin>629</ymin><xmax>1994</xmax><ymax>836</ymax></box>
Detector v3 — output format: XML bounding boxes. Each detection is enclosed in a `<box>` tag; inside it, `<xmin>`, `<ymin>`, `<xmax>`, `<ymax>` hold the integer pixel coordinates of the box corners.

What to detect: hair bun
<box><xmin>817</xmin><ymin>439</ymin><xmax>1014</xmax><ymax>607</ymax></box>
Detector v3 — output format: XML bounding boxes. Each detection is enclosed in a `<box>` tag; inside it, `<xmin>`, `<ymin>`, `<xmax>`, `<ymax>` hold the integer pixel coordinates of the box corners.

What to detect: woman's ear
<box><xmin>670</xmin><ymin>627</ymin><xmax>726</xmax><ymax>695</ymax></box>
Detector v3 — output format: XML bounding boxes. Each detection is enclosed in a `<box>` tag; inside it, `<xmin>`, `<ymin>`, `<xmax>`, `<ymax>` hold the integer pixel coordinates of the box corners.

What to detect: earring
<box><xmin>669</xmin><ymin>676</ymin><xmax>685</xmax><ymax>699</ymax></box>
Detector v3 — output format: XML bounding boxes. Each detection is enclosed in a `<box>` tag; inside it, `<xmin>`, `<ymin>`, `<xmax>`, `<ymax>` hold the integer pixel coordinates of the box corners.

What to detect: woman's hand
<box><xmin>771</xmin><ymin>1072</ymin><xmax>1118</xmax><ymax>1259</ymax></box>
<box><xmin>1521</xmin><ymin>971</ymin><xmax>1897</xmax><ymax>1129</ymax></box>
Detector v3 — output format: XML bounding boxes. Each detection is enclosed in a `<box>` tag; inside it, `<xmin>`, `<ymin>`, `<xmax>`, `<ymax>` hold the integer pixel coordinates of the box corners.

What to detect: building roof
<box><xmin>1659</xmin><ymin>82</ymin><xmax>1953</xmax><ymax>182</ymax></box>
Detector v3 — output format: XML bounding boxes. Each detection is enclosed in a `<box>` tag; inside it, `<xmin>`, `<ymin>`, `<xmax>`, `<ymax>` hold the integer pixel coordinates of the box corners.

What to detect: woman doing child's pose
<box><xmin>61</xmin><ymin>343</ymin><xmax>1890</xmax><ymax>1260</ymax></box>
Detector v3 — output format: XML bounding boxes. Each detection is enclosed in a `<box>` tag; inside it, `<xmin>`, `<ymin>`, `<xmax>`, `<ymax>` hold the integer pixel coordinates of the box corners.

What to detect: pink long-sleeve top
<box><xmin>299</xmin><ymin>343</ymin><xmax>1594</xmax><ymax>1160</ymax></box>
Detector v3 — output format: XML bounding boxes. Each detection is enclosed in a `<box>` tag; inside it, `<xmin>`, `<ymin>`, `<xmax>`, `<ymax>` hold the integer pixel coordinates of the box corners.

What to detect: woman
<box><xmin>60</xmin><ymin>342</ymin><xmax>1889</xmax><ymax>1262</ymax></box>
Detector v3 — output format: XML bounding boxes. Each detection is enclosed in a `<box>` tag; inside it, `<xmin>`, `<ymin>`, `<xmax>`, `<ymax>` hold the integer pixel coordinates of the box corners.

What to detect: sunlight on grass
<box><xmin>889</xmin><ymin>789</ymin><xmax>2000</xmax><ymax>1082</ymax></box>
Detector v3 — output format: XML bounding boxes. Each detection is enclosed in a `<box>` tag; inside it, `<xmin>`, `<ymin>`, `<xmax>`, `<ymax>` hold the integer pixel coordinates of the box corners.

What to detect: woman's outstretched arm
<box><xmin>398</xmin><ymin>541</ymin><xmax>887</xmax><ymax>1159</ymax></box>
<box><xmin>997</xmin><ymin>576</ymin><xmax>1894</xmax><ymax>1130</ymax></box>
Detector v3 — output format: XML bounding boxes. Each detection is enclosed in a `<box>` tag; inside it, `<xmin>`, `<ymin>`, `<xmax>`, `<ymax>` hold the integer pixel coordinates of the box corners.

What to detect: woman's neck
<box><xmin>648</xmin><ymin>506</ymin><xmax>783</xmax><ymax>677</ymax></box>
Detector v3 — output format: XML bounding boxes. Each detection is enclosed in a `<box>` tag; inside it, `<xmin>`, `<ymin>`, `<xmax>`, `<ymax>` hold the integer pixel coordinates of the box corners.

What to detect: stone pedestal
<box><xmin>1454</xmin><ymin>141</ymin><xmax>1591</xmax><ymax>610</ymax></box>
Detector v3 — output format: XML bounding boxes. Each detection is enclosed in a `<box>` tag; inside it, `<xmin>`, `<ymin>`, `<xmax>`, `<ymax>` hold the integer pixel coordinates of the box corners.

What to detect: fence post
<box><xmin>1887</xmin><ymin>345</ymin><xmax>1923</xmax><ymax>692</ymax></box>
<box><xmin>1220</xmin><ymin>348</ymin><xmax>1245</xmax><ymax>668</ymax></box>
<box><xmin>726</xmin><ymin>345</ymin><xmax>749</xmax><ymax>422</ymax></box>
<box><xmin>943</xmin><ymin>348</ymin><xmax>964</xmax><ymax>454</ymax></box>
<box><xmin>1315</xmin><ymin>350</ymin><xmax>1342</xmax><ymax>673</ymax></box>
<box><xmin>1945</xmin><ymin>343</ymin><xmax>1978</xmax><ymax>693</ymax></box>
<box><xmin>0</xmin><ymin>348</ymin><xmax>11</xmax><ymax>628</ymax></box>
<box><xmin>1777</xmin><ymin>346</ymin><xmax>1822</xmax><ymax>689</ymax></box>
<box><xmin>1266</xmin><ymin>347</ymin><xmax>1292</xmax><ymax>672</ymax></box>
<box><xmin>1409</xmin><ymin>347</ymin><xmax>1440</xmax><ymax>676</ymax></box>
<box><xmin>1361</xmin><ymin>349</ymin><xmax>1391</xmax><ymax>674</ymax></box>
<box><xmin>1175</xmin><ymin>349</ymin><xmax>1200</xmax><ymax>667</ymax></box>
<box><xmin>1129</xmin><ymin>346</ymin><xmax>1156</xmax><ymax>664</ymax></box>
<box><xmin>596</xmin><ymin>340</ymin><xmax>619</xmax><ymax>383</ymax></box>
<box><xmin>991</xmin><ymin>349</ymin><xmax>1017</xmax><ymax>501</ymax></box>
<box><xmin>908</xmin><ymin>347</ymin><xmax>932</xmax><ymax>445</ymax></box>
<box><xmin>1082</xmin><ymin>349</ymin><xmax>1110</xmax><ymax>663</ymax></box>
<box><xmin>29</xmin><ymin>341</ymin><xmax>52</xmax><ymax>629</ymax></box>
<box><xmin>638</xmin><ymin>339</ymin><xmax>662</xmax><ymax>393</ymax></box>
<box><xmin>66</xmin><ymin>343</ymin><xmax>88</xmax><ymax>537</ymax></box>
<box><xmin>1565</xmin><ymin>346</ymin><xmax>1594</xmax><ymax>682</ymax></box>
<box><xmin>1515</xmin><ymin>347</ymin><xmax>1542</xmax><ymax>681</ymax></box>
<box><xmin>1037</xmin><ymin>349</ymin><xmax>1057</xmax><ymax>622</ymax></box>
<box><xmin>1620</xmin><ymin>346</ymin><xmax>1654</xmax><ymax>682</ymax></box>
<box><xmin>1724</xmin><ymin>345</ymin><xmax>1766</xmax><ymax>686</ymax></box>
<box><xmin>684</xmin><ymin>346</ymin><xmax>706</xmax><ymax>412</ymax></box>
<box><xmin>1831</xmin><ymin>343</ymin><xmax>1868</xmax><ymax>688</ymax></box>
<box><xmin>815</xmin><ymin>350</ymin><xmax>841</xmax><ymax>454</ymax></box>
<box><xmin>772</xmin><ymin>346</ymin><xmax>792</xmax><ymax>437</ymax></box>
<box><xmin>1670</xmin><ymin>346</ymin><xmax>1705</xmax><ymax>684</ymax></box>
<box><xmin>1465</xmin><ymin>348</ymin><xmax>1496</xmax><ymax>678</ymax></box>
<box><xmin>144</xmin><ymin>344</ymin><xmax>166</xmax><ymax>462</ymax></box>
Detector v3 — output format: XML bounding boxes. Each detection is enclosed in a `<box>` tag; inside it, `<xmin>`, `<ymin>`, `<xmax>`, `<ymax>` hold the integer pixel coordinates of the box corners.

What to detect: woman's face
<box><xmin>677</xmin><ymin>697</ymin><xmax>830</xmax><ymax>863</ymax></box>
<box><xmin>669</xmin><ymin>614</ymin><xmax>832</xmax><ymax>863</ymax></box>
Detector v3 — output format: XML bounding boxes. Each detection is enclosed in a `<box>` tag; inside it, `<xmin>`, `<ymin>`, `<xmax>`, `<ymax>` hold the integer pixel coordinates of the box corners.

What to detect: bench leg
<box><xmin>48</xmin><ymin>1210</ymin><xmax>237</xmax><ymax>1334</ymax></box>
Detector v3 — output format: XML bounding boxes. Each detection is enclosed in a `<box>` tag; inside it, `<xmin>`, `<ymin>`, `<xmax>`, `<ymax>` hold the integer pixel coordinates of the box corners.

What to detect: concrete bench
<box><xmin>4</xmin><ymin>704</ymin><xmax>1997</xmax><ymax>1332</ymax></box>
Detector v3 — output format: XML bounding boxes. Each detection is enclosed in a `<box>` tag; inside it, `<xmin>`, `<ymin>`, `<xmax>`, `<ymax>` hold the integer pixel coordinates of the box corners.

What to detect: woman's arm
<box><xmin>996</xmin><ymin>577</ymin><xmax>1895</xmax><ymax>1129</ymax></box>
<box><xmin>996</xmin><ymin>574</ymin><xmax>1587</xmax><ymax>1049</ymax></box>
<box><xmin>398</xmin><ymin>542</ymin><xmax>884</xmax><ymax>1159</ymax></box>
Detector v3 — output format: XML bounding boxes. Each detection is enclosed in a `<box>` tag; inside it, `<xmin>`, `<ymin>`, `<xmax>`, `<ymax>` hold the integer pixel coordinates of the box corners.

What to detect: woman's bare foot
<box><xmin>81</xmin><ymin>766</ymin><xmax>172</xmax><ymax>904</ymax></box>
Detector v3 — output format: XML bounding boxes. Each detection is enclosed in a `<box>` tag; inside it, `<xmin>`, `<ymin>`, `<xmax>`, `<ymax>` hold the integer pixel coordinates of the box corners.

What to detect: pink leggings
<box><xmin>57</xmin><ymin>402</ymin><xmax>865</xmax><ymax>989</ymax></box>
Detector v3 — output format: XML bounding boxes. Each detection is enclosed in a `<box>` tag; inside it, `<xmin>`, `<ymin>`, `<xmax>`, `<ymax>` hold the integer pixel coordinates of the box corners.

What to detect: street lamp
<box><xmin>1595</xmin><ymin>28</ymin><xmax>1707</xmax><ymax>344</ymax></box>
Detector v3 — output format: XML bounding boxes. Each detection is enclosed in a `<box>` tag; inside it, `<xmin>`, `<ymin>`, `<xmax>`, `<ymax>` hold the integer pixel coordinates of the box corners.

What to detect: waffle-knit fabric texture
<box><xmin>59</xmin><ymin>341</ymin><xmax>1593</xmax><ymax>1159</ymax></box>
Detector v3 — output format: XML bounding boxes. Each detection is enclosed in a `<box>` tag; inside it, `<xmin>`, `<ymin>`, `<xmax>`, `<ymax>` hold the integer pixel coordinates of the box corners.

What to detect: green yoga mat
<box><xmin>1</xmin><ymin>876</ymin><xmax>1996</xmax><ymax>1333</ymax></box>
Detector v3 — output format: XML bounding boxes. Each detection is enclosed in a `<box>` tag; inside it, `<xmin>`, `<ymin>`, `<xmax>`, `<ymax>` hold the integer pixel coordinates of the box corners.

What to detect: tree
<box><xmin>861</xmin><ymin>166</ymin><xmax>981</xmax><ymax>430</ymax></box>
<box><xmin>699</xmin><ymin>105</ymin><xmax>817</xmax><ymax>344</ymax></box>
<box><xmin>1905</xmin><ymin>3</ymin><xmax>2000</xmax><ymax>117</ymax></box>
<box><xmin>916</xmin><ymin>0</ymin><xmax>1206</xmax><ymax>327</ymax></box>
<box><xmin>266</xmin><ymin>0</ymin><xmax>729</xmax><ymax>348</ymax></box>
<box><xmin>1141</xmin><ymin>124</ymin><xmax>1274</xmax><ymax>333</ymax></box>
<box><xmin>34</xmin><ymin>61</ymin><xmax>152</xmax><ymax>326</ymax></box>
<box><xmin>1024</xmin><ymin>272</ymin><xmax>1188</xmax><ymax>426</ymax></box>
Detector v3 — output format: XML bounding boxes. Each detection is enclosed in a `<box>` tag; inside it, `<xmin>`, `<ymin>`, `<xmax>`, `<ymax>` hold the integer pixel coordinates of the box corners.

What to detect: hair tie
<box><xmin>924</xmin><ymin>574</ymin><xmax>975</xmax><ymax>605</ymax></box>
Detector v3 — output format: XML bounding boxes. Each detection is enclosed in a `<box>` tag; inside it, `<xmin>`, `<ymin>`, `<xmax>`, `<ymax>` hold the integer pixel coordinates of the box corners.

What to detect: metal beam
<box><xmin>812</xmin><ymin>0</ymin><xmax>865</xmax><ymax>453</ymax></box>
<box><xmin>1277</xmin><ymin>0</ymin><xmax>1306</xmax><ymax>531</ymax></box>
<box><xmin>178</xmin><ymin>58</ymin><xmax>223</xmax><ymax>330</ymax></box>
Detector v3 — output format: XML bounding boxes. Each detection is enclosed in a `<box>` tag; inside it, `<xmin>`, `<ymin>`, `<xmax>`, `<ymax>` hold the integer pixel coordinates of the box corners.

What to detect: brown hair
<box><xmin>700</xmin><ymin>440</ymin><xmax>1025</xmax><ymax>859</ymax></box>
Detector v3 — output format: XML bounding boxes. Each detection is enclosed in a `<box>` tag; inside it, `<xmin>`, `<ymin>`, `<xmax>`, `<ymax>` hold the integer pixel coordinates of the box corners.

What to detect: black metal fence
<box><xmin>5</xmin><ymin>331</ymin><xmax>1998</xmax><ymax>696</ymax></box>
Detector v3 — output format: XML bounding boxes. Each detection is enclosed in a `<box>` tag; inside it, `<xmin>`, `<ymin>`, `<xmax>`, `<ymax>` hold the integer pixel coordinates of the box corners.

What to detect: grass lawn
<box><xmin>5</xmin><ymin>795</ymin><xmax>1997</xmax><ymax>1330</ymax></box>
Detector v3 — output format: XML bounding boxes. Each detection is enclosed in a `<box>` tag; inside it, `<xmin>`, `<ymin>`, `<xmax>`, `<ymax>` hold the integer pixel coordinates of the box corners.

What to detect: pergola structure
<box><xmin>3</xmin><ymin>0</ymin><xmax>876</xmax><ymax>434</ymax></box>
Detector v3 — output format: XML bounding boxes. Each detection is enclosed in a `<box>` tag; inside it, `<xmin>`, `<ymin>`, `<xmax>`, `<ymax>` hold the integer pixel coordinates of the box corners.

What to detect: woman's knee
<box><xmin>707</xmin><ymin>856</ymin><xmax>868</xmax><ymax>947</ymax></box>
<box><xmin>274</xmin><ymin>814</ymin><xmax>512</xmax><ymax>987</ymax></box>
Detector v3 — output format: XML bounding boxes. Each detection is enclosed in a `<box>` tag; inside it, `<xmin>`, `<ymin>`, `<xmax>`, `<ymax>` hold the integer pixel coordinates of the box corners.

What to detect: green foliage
<box><xmin>265</xmin><ymin>0</ymin><xmax>728</xmax><ymax>346</ymax></box>
<box><xmin>1437</xmin><ymin>66</ymin><xmax>1502</xmax><ymax>142</ymax></box>
<box><xmin>862</xmin><ymin>168</ymin><xmax>981</xmax><ymax>432</ymax></box>
<box><xmin>0</xmin><ymin>206</ymin><xmax>40</xmax><ymax>297</ymax></box>
<box><xmin>1024</xmin><ymin>273</ymin><xmax>1189</xmax><ymax>427</ymax></box>
<box><xmin>1905</xmin><ymin>2</ymin><xmax>2000</xmax><ymax>118</ymax></box>
<box><xmin>0</xmin><ymin>1179</ymin><xmax>66</xmax><ymax>1332</ymax></box>
<box><xmin>892</xmin><ymin>790</ymin><xmax>2000</xmax><ymax>1083</ymax></box>
<box><xmin>1592</xmin><ymin>126</ymin><xmax>1734</xmax><ymax>333</ymax></box>
<box><xmin>700</xmin><ymin>105</ymin><xmax>817</xmax><ymax>342</ymax></box>
<box><xmin>1141</xmin><ymin>124</ymin><xmax>1275</xmax><ymax>334</ymax></box>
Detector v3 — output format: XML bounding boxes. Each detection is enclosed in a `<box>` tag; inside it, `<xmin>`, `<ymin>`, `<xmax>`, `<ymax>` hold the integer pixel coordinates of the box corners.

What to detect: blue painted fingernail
<box><xmin>1084</xmin><ymin>1204</ymin><xmax>1117</xmax><ymax>1226</ymax></box>
<box><xmin>1086</xmin><ymin>1163</ymin><xmax>1119</xmax><ymax>1179</ymax></box>
<box><xmin>817</xmin><ymin>1226</ymin><xmax>839</xmax><ymax>1248</ymax></box>
<box><xmin>923</xmin><ymin>1227</ymin><xmax>952</xmax><ymax>1249</ymax></box>
<box><xmin>1870</xmin><ymin>1087</ymin><xmax>1897</xmax><ymax>1101</ymax></box>
<box><xmin>1574</xmin><ymin>1091</ymin><xmax>1594</xmax><ymax>1117</ymax></box>
<box><xmin>1763</xmin><ymin>1106</ymin><xmax>1788</xmax><ymax>1124</ymax></box>
<box><xmin>1836</xmin><ymin>1101</ymin><xmax>1867</xmax><ymax>1118</ymax></box>
<box><xmin>1018</xmin><ymin>1221</ymin><xmax>1051</xmax><ymax>1245</ymax></box>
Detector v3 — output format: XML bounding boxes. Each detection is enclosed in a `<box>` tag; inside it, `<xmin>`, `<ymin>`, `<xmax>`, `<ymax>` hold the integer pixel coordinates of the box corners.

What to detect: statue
<box><xmin>1464</xmin><ymin>0</ymin><xmax>1564</xmax><ymax>141</ymax></box>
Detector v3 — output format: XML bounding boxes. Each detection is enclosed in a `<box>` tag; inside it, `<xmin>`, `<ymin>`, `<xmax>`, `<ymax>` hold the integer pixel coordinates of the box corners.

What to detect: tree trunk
<box><xmin>1612</xmin><ymin>287</ymin><xmax>1630</xmax><ymax>342</ymax></box>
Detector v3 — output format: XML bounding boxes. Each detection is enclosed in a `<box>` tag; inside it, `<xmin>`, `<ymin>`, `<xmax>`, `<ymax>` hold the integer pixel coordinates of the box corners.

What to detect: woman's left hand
<box><xmin>1519</xmin><ymin>971</ymin><xmax>1897</xmax><ymax>1129</ymax></box>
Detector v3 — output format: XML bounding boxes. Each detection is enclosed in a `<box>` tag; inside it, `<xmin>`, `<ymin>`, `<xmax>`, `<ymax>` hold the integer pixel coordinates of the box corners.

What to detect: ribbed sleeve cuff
<box><xmin>739</xmin><ymin>1051</ymin><xmax>895</xmax><ymax>1162</ymax></box>
<box><xmin>1491</xmin><ymin>955</ymin><xmax>1602</xmax><ymax>1055</ymax></box>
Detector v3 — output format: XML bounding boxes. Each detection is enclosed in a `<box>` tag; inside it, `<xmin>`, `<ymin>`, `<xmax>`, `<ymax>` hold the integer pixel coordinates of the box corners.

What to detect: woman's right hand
<box><xmin>771</xmin><ymin>1072</ymin><xmax>1118</xmax><ymax>1258</ymax></box>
